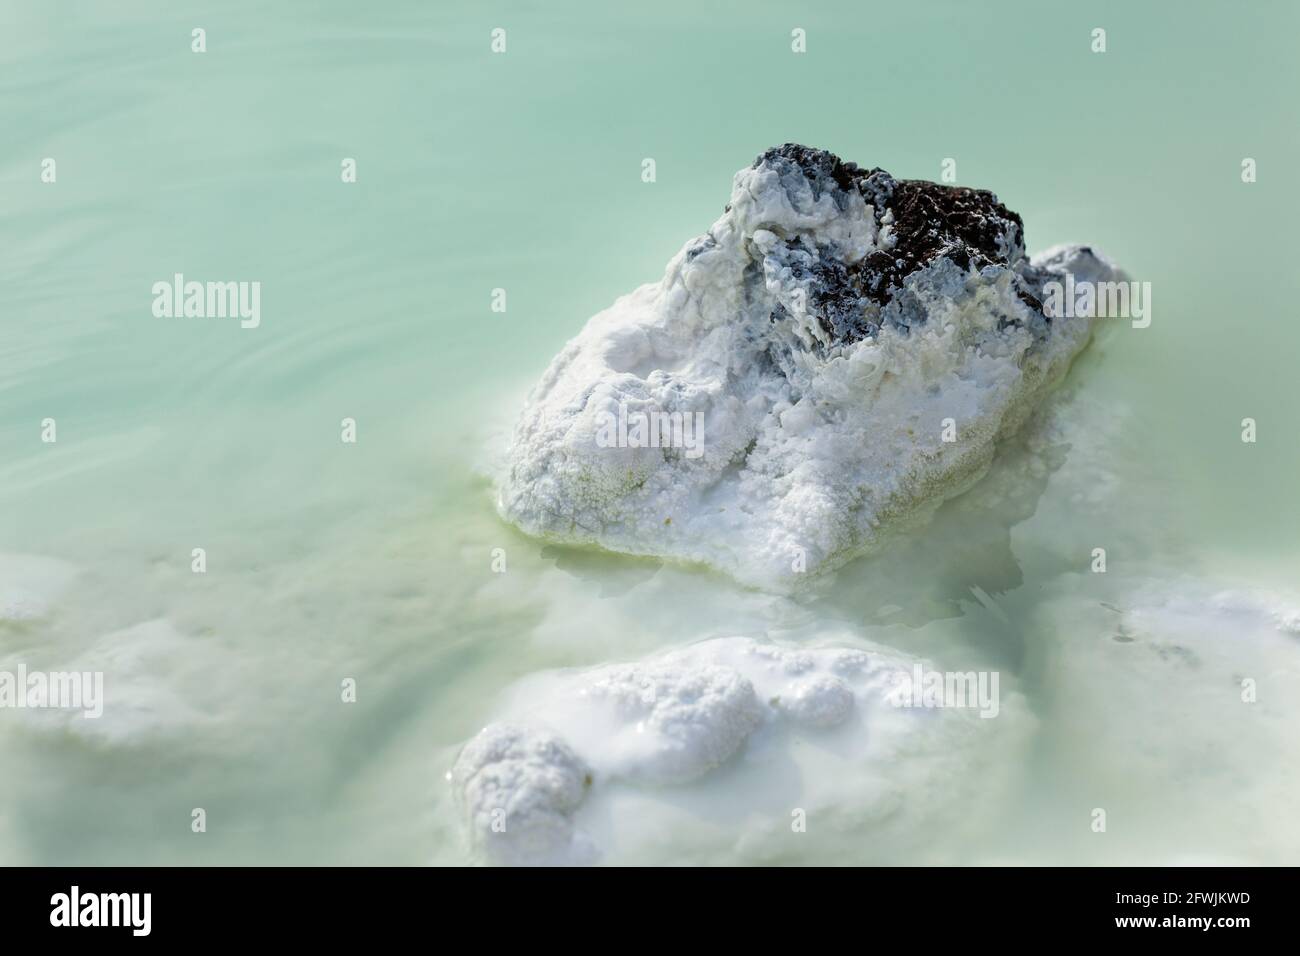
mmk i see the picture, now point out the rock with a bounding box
[450,723,595,866]
[448,635,1019,865]
[575,659,764,785]
[748,144,1038,340]
[774,673,855,728]
[497,144,1123,589]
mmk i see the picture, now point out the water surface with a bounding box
[1,0,1297,864]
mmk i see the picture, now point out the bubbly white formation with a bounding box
[497,146,1123,589]
[449,723,596,866]
[568,660,763,785]
[449,635,1023,865]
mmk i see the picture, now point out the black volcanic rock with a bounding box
[751,144,1042,343]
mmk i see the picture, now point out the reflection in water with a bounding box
[539,544,662,598]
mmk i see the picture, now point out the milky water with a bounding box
[2,1,1298,865]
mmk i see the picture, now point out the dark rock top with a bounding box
[750,144,1044,343]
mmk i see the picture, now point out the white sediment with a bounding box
[0,553,255,746]
[0,553,78,621]
[450,574,1300,865]
[450,634,1031,865]
[449,723,597,866]
[1030,575,1300,863]
[497,149,1122,589]
[1,617,229,745]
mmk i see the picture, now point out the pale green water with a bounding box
[1,1,1298,865]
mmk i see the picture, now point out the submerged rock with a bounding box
[450,723,596,866]
[573,660,764,785]
[498,144,1122,589]
[449,635,1027,865]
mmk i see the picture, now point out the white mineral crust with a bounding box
[497,146,1122,589]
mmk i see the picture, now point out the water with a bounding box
[1,1,1297,865]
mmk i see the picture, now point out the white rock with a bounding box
[774,673,855,727]
[573,660,763,784]
[450,723,595,866]
[497,146,1122,589]
[448,634,1019,864]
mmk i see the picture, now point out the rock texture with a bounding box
[449,636,916,865]
[497,144,1122,589]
